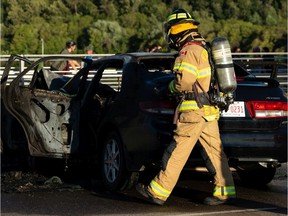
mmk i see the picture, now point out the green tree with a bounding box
[1,0,287,54]
[88,20,127,53]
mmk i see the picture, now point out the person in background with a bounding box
[251,46,261,72]
[252,46,261,57]
[84,45,94,67]
[262,47,274,72]
[150,45,162,52]
[136,8,236,206]
[232,46,241,53]
[85,45,94,59]
[231,45,245,63]
[51,40,81,74]
[145,45,162,52]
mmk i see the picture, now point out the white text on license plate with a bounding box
[221,101,245,117]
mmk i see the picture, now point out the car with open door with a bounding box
[1,53,287,190]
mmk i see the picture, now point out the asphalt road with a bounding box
[1,163,287,216]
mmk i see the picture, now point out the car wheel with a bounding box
[237,165,276,186]
[101,131,129,191]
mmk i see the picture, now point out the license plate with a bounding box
[221,101,245,117]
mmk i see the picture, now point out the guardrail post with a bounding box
[271,64,277,79]
[20,55,25,74]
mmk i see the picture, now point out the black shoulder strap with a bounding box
[202,42,215,82]
[199,42,220,105]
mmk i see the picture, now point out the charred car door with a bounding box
[1,55,86,158]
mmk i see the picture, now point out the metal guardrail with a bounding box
[0,54,123,90]
[0,53,287,93]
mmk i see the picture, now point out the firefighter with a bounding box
[136,8,236,206]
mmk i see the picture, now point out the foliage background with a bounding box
[1,0,287,54]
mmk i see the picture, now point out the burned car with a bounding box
[1,53,287,190]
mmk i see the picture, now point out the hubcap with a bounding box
[104,138,120,183]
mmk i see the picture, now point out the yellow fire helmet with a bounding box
[164,8,200,50]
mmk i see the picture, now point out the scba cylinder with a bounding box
[211,37,237,95]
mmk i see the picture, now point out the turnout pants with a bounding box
[147,111,235,201]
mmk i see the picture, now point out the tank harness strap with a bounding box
[192,82,203,108]
[173,95,185,124]
[195,81,213,106]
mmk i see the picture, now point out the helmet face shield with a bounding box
[170,23,198,35]
[163,22,171,43]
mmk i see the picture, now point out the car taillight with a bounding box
[246,101,288,118]
[236,78,244,81]
[139,101,176,115]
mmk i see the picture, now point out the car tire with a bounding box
[100,131,130,191]
[236,165,276,186]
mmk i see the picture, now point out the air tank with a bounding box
[211,37,237,95]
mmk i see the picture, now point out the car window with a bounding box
[139,58,175,74]
[101,67,122,92]
[234,62,255,78]
[93,61,123,92]
[86,60,124,99]
[1,55,34,88]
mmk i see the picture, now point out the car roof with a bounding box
[122,52,176,58]
[91,52,251,77]
[95,52,176,62]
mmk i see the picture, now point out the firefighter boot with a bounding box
[136,183,165,206]
[203,196,235,206]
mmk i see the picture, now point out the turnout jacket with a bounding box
[169,41,220,121]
